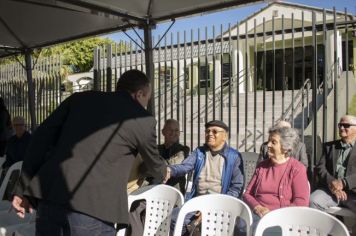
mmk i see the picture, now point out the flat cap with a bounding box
[205,120,229,132]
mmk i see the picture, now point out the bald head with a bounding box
[162,119,180,147]
[13,116,26,137]
[275,120,291,129]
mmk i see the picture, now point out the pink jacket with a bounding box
[243,158,310,211]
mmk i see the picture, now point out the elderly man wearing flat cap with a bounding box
[166,120,244,235]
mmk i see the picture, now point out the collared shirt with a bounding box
[197,150,224,195]
[336,140,355,179]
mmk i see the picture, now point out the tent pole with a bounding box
[25,50,37,131]
[144,23,155,116]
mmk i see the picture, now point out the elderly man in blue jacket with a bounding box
[166,120,244,235]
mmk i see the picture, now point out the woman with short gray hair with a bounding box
[268,126,300,158]
[243,126,309,232]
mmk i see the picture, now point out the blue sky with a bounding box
[103,0,355,43]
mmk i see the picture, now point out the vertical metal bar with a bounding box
[190,29,194,149]
[197,28,201,146]
[272,15,275,125]
[114,43,118,89]
[322,9,327,144]
[253,19,257,152]
[141,41,144,72]
[93,47,100,91]
[143,25,155,116]
[301,12,305,141]
[119,41,123,78]
[177,32,181,122]
[236,21,240,148]
[158,35,162,143]
[262,17,266,143]
[164,35,167,122]
[220,24,224,121]
[135,40,138,70]
[333,8,338,140]
[213,25,216,120]
[184,31,187,146]
[129,41,133,70]
[171,33,174,119]
[59,56,62,105]
[228,23,232,144]
[123,42,127,76]
[101,46,105,91]
[205,27,208,126]
[291,14,295,128]
[25,50,36,131]
[345,8,349,115]
[244,20,248,151]
[282,15,285,117]
[106,44,112,92]
[44,60,48,122]
[312,11,318,186]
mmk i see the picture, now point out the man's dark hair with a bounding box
[116,69,150,93]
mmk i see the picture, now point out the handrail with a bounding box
[277,78,311,123]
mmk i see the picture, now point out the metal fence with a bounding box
[0,55,62,129]
[0,6,355,179]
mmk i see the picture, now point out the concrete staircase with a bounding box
[154,86,312,152]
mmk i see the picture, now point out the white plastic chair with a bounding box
[0,220,35,236]
[254,206,350,236]
[0,161,22,200]
[326,206,356,218]
[127,184,184,236]
[0,161,23,212]
[0,161,35,236]
[173,194,253,236]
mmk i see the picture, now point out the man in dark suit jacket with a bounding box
[310,115,356,215]
[12,70,167,236]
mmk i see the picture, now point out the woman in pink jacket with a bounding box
[243,126,310,231]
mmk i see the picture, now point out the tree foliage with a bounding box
[0,37,127,74]
[39,37,115,73]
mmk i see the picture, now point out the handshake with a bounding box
[163,167,171,183]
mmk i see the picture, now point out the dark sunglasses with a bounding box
[338,123,356,129]
[205,129,225,135]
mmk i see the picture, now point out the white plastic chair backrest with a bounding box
[0,158,5,168]
[0,157,5,177]
[326,206,356,218]
[173,194,253,236]
[0,161,22,200]
[128,184,184,236]
[254,206,350,236]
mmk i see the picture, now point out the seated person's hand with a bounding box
[329,179,344,192]
[194,211,202,226]
[334,190,348,201]
[163,167,171,184]
[253,205,270,217]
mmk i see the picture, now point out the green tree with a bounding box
[40,37,116,73]
[1,37,128,74]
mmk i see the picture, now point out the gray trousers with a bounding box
[310,188,356,214]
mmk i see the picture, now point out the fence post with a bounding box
[144,23,155,115]
[24,50,37,131]
[106,44,112,92]
[93,47,100,91]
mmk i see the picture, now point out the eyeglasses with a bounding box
[338,123,356,129]
[205,129,225,135]
[13,123,24,126]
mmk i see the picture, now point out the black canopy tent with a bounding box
[0,0,264,130]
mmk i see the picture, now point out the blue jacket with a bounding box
[169,144,244,201]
